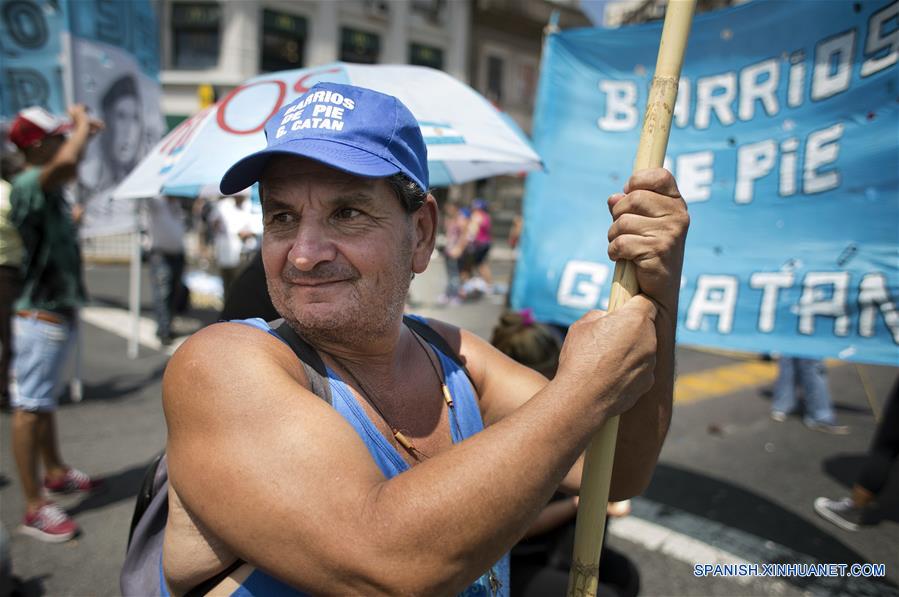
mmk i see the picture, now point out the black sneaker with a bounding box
[814,497,865,531]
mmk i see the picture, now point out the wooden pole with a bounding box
[567,2,696,595]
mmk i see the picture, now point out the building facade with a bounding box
[159,0,470,127]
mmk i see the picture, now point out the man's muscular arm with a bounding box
[164,300,656,595]
[450,168,689,500]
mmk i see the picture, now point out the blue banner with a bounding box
[511,0,899,365]
[0,0,69,117]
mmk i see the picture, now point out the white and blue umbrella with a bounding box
[113,62,542,199]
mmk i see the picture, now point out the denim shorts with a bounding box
[10,313,77,412]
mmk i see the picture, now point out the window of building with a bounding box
[171,2,221,70]
[410,0,447,25]
[260,9,307,72]
[409,43,444,70]
[486,54,504,104]
[340,27,380,64]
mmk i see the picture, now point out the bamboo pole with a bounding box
[567,2,696,595]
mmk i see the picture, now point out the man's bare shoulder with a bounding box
[162,322,314,427]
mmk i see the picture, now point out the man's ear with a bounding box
[411,194,439,274]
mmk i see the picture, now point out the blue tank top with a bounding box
[161,317,510,597]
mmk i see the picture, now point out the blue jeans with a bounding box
[772,357,836,425]
[444,254,461,298]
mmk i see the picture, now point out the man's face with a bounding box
[25,133,65,166]
[260,157,427,345]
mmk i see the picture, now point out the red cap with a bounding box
[8,107,72,150]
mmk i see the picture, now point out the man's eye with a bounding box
[269,212,296,224]
[335,207,362,220]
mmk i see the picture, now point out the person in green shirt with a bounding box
[7,105,104,542]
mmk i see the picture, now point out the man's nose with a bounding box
[287,222,337,271]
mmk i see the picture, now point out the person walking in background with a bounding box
[437,201,467,306]
[1,153,25,411]
[771,356,849,434]
[209,192,261,295]
[468,198,494,288]
[815,375,899,531]
[7,105,104,542]
[145,195,186,346]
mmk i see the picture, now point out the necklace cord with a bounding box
[325,325,458,460]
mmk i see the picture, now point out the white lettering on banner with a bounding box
[798,272,851,336]
[674,78,691,128]
[735,140,776,204]
[557,261,609,309]
[787,52,806,108]
[779,138,799,196]
[596,11,897,134]
[812,30,856,101]
[804,123,843,194]
[597,80,638,132]
[686,275,739,333]
[861,1,899,77]
[694,72,737,130]
[859,272,899,343]
[750,272,795,332]
[676,151,714,203]
[739,58,780,121]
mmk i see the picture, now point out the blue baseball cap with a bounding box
[220,82,429,195]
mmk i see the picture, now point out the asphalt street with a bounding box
[1,250,897,597]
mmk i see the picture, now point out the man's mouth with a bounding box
[291,279,348,287]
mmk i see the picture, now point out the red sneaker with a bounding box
[19,503,79,543]
[44,467,103,496]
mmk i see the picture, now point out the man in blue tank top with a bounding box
[160,82,689,595]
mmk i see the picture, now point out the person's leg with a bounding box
[149,251,173,341]
[771,357,798,416]
[0,267,19,405]
[11,409,43,511]
[476,244,494,286]
[168,252,186,315]
[444,255,461,298]
[797,358,837,424]
[856,376,899,497]
[38,412,67,481]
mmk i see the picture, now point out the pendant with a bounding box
[488,569,502,596]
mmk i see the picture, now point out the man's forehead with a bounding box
[262,156,381,191]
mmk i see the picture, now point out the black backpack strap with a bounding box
[126,451,164,547]
[402,315,475,388]
[270,318,332,405]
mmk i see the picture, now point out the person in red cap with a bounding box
[7,104,104,542]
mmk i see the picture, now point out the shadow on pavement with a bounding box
[61,364,167,405]
[10,573,48,597]
[66,462,151,518]
[644,464,898,591]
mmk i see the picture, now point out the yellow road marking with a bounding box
[674,358,846,405]
[674,360,777,404]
